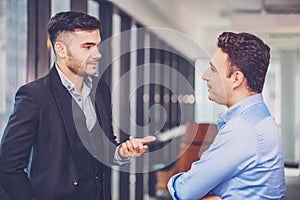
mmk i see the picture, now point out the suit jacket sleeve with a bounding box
[0,85,38,200]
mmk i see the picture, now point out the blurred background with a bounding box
[0,0,300,199]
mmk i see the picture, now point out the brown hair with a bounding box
[47,11,101,48]
[217,32,270,93]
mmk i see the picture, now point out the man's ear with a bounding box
[54,41,67,58]
[232,70,245,89]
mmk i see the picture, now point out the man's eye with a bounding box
[84,46,91,50]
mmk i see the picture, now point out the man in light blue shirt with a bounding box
[168,32,285,199]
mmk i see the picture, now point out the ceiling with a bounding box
[110,0,300,60]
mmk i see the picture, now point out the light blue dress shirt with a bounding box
[55,65,130,165]
[168,94,285,199]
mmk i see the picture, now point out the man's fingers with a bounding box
[129,136,139,149]
[126,140,134,152]
[119,136,155,159]
[120,143,130,158]
[139,136,156,144]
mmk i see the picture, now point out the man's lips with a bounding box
[207,85,212,92]
[88,62,99,67]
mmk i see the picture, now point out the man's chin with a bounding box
[86,71,98,76]
[82,68,97,75]
[208,95,218,104]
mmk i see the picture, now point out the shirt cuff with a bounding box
[114,145,131,165]
[167,172,183,200]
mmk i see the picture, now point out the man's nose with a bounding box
[92,47,102,59]
[202,69,209,81]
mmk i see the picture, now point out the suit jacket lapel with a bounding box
[48,65,77,132]
[49,67,113,165]
[91,77,113,163]
[48,65,80,172]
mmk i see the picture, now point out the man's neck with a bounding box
[56,63,84,94]
[226,90,258,109]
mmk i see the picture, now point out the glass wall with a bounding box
[50,0,71,65]
[0,0,27,138]
[88,0,99,19]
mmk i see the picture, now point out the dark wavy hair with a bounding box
[47,11,101,47]
[217,32,270,93]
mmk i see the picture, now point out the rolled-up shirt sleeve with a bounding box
[168,172,184,199]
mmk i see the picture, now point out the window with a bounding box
[88,0,99,19]
[0,0,27,137]
[50,0,71,65]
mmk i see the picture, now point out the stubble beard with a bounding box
[66,50,87,77]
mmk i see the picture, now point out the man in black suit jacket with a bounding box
[0,11,155,200]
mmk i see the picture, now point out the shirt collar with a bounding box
[55,64,93,94]
[217,94,264,129]
[83,76,93,89]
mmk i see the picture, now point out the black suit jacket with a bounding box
[0,66,121,199]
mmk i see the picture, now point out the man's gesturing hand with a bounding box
[118,136,156,159]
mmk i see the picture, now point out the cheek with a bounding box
[75,55,89,67]
[69,48,88,61]
[74,52,86,61]
[210,74,222,85]
[211,76,227,94]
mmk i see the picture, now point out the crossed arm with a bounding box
[118,136,221,200]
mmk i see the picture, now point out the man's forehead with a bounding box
[210,48,230,68]
[74,28,100,33]
[72,29,101,42]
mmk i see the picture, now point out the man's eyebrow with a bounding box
[209,61,217,71]
[209,61,217,70]
[81,42,97,46]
